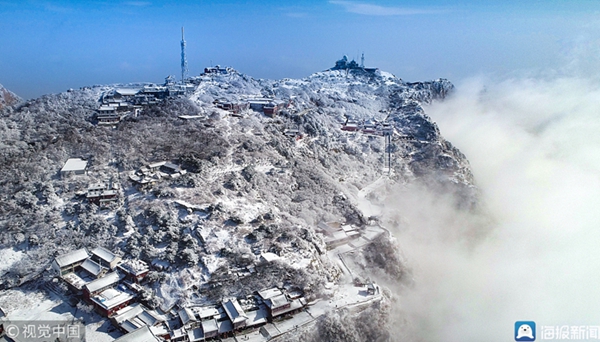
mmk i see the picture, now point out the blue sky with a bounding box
[1,0,600,99]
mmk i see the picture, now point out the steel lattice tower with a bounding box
[384,132,391,176]
[181,27,188,84]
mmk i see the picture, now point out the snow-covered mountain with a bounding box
[190,67,472,197]
[0,66,475,340]
[0,83,21,110]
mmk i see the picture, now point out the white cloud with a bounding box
[384,75,600,340]
[329,1,445,16]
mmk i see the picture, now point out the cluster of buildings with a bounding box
[51,247,168,341]
[94,54,381,127]
[59,158,121,206]
[213,99,249,116]
[58,158,196,211]
[51,247,307,341]
[128,161,187,189]
[51,247,149,318]
[212,97,289,118]
[86,182,119,206]
[341,119,394,136]
[247,98,288,118]
[203,65,233,75]
[318,222,388,252]
[96,77,195,126]
[318,222,361,249]
[95,63,291,126]
[330,55,378,74]
[59,158,186,203]
[173,287,306,342]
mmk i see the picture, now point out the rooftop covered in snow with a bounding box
[80,258,104,277]
[53,248,89,268]
[222,298,247,324]
[84,271,120,294]
[91,246,120,267]
[91,287,134,311]
[113,325,160,342]
[258,287,283,300]
[60,158,88,176]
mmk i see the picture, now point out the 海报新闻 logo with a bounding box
[515,321,536,341]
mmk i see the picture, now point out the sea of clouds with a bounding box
[385,73,600,341]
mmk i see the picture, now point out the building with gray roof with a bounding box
[113,325,160,342]
[51,248,89,276]
[222,298,247,330]
[90,246,121,269]
[84,271,120,295]
[80,258,106,279]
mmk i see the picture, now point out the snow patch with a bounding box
[0,248,24,275]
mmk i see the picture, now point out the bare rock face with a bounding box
[0,84,22,110]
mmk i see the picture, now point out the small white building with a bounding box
[245,306,268,328]
[260,252,280,264]
[115,88,141,98]
[60,158,88,177]
[266,295,306,319]
[86,183,118,206]
[247,98,272,112]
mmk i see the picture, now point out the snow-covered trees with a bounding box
[283,301,392,342]
[0,68,474,342]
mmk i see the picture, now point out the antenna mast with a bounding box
[181,27,188,84]
[385,133,391,176]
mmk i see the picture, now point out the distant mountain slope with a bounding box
[0,84,22,109]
